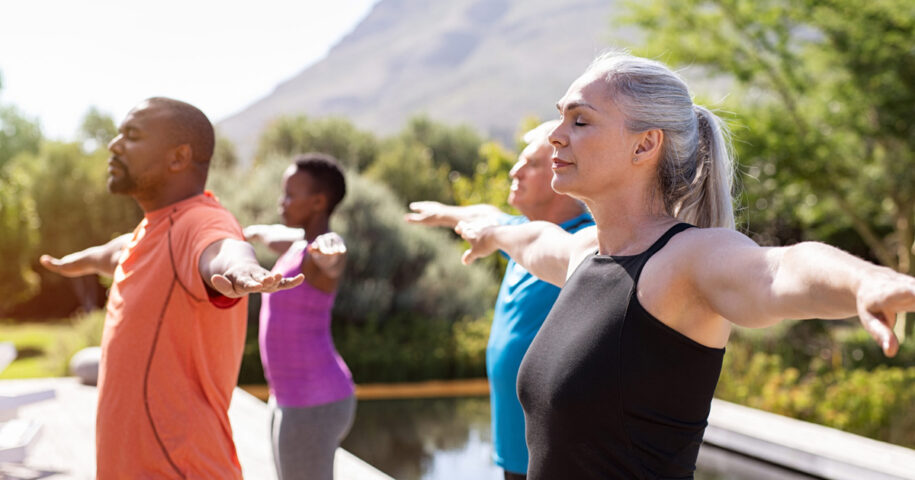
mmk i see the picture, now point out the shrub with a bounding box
[717,331,915,448]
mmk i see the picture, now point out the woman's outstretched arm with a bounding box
[243,224,305,254]
[683,228,913,357]
[456,220,596,287]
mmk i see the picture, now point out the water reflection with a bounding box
[342,396,818,480]
[342,396,501,479]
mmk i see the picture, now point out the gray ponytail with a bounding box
[585,52,736,229]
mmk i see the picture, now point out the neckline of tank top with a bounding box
[590,223,692,260]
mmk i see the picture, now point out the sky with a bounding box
[0,0,379,140]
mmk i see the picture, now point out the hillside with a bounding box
[217,0,621,163]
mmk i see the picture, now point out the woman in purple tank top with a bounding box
[245,153,355,480]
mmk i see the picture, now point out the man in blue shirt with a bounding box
[406,121,593,479]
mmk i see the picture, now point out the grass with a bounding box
[0,311,104,379]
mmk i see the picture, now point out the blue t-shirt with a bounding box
[487,211,594,473]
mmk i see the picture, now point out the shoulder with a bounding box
[648,226,761,285]
[174,197,241,233]
[566,226,600,277]
[663,227,758,258]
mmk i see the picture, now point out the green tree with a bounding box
[18,142,142,258]
[256,115,378,171]
[0,76,44,309]
[0,102,42,170]
[451,140,517,212]
[397,115,484,177]
[364,137,453,205]
[78,107,117,152]
[0,161,40,310]
[211,134,239,171]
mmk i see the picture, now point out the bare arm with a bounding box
[199,238,304,298]
[39,233,131,278]
[456,220,596,287]
[405,201,505,228]
[244,224,305,254]
[686,229,912,356]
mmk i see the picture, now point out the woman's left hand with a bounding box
[308,232,347,274]
[855,268,915,357]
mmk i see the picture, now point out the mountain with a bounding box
[217,0,628,164]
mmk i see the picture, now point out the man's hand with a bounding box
[201,238,303,297]
[308,232,347,277]
[39,254,97,278]
[210,263,304,298]
[405,202,503,228]
[38,234,130,278]
[405,201,458,227]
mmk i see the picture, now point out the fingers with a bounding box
[39,254,89,277]
[308,233,347,255]
[212,271,304,298]
[405,201,446,225]
[461,249,477,265]
[39,254,62,273]
[242,225,262,240]
[857,307,900,357]
[276,273,305,290]
[210,274,238,297]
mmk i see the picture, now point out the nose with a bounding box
[549,122,567,148]
[509,159,525,179]
[108,134,122,153]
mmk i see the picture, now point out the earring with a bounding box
[632,157,639,164]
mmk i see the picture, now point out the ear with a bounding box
[311,192,329,213]
[168,144,193,172]
[633,129,663,165]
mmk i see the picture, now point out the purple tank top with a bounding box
[259,241,354,407]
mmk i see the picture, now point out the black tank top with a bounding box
[517,223,724,479]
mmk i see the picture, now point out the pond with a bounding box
[341,396,819,480]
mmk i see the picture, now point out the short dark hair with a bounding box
[146,97,215,164]
[293,152,346,214]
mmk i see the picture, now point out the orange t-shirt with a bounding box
[96,192,248,479]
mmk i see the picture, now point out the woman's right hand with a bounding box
[455,220,500,265]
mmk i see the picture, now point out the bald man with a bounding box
[40,97,302,478]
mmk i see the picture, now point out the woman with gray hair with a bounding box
[456,52,913,478]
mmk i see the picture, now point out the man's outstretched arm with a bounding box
[404,201,504,228]
[199,238,304,298]
[39,233,131,278]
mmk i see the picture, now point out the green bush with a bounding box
[256,115,378,172]
[0,161,40,310]
[334,314,491,383]
[717,328,915,448]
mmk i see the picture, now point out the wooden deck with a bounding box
[0,377,392,479]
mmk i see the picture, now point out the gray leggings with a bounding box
[269,395,357,480]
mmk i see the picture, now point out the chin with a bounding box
[507,193,520,208]
[107,179,133,195]
[550,177,572,196]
